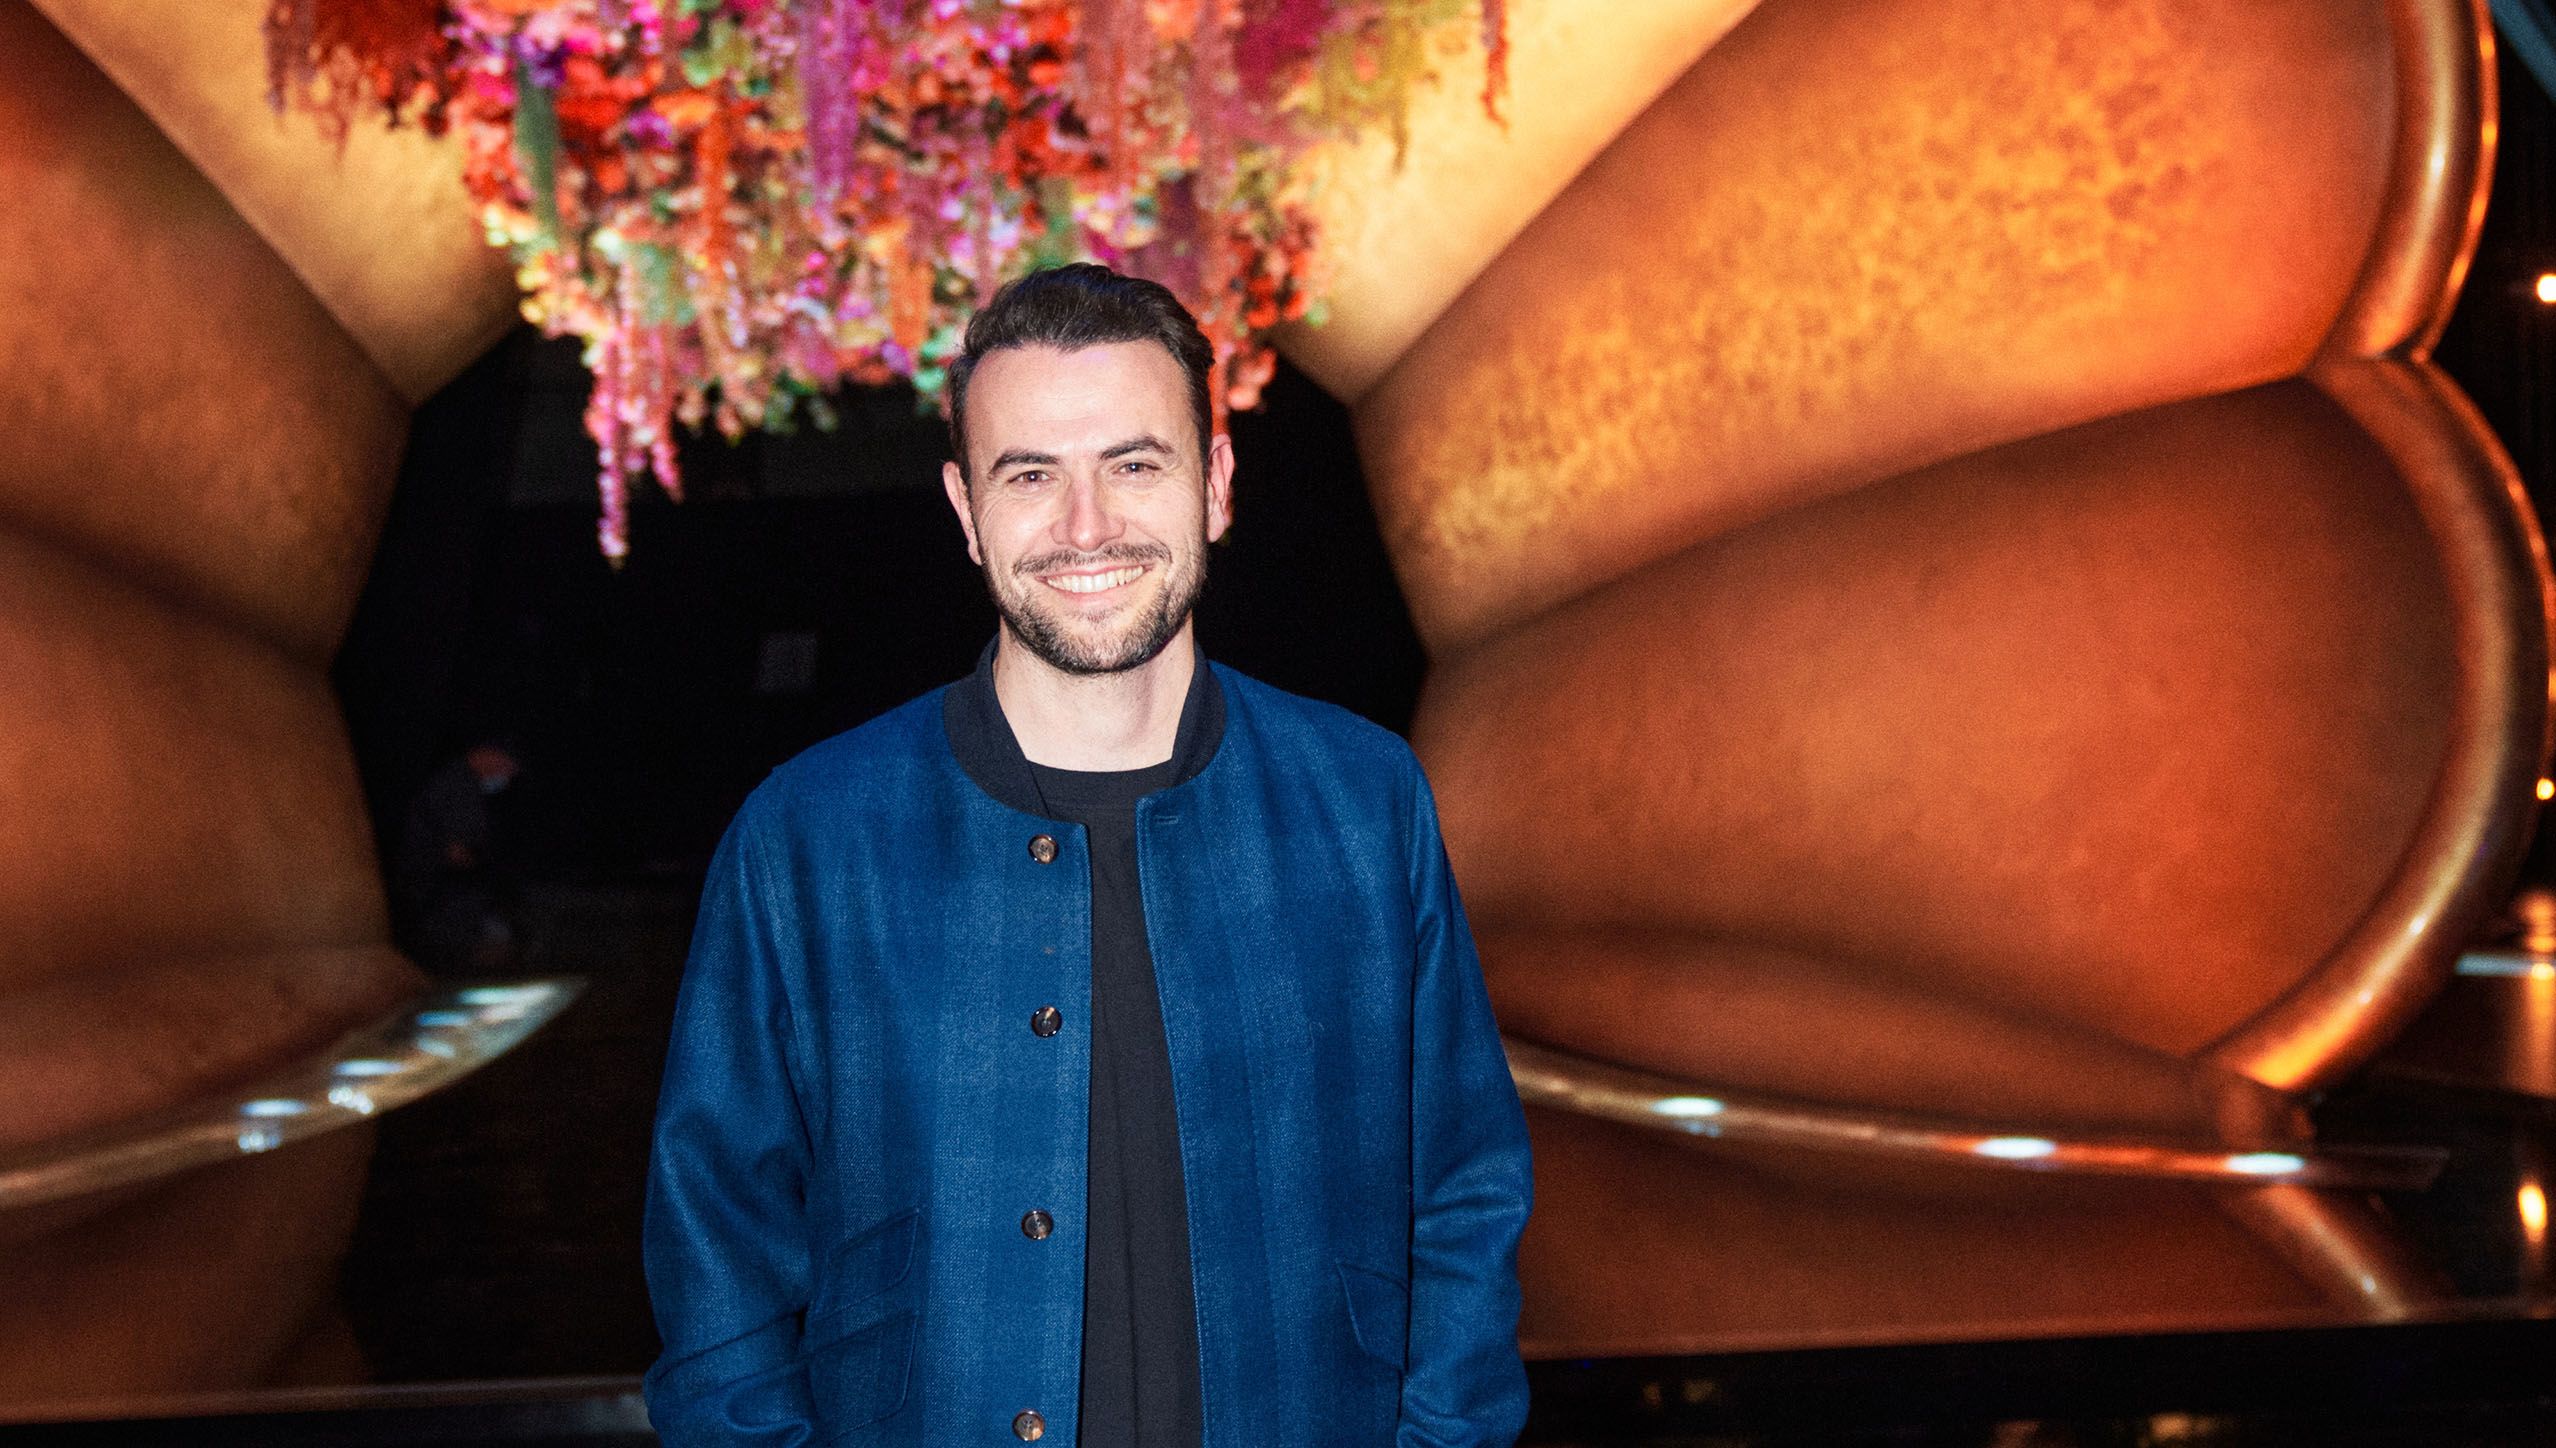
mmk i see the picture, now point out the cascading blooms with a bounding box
[268,0,1505,559]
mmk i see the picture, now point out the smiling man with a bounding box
[643,264,1532,1448]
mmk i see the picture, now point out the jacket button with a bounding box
[1013,1409,1046,1441]
[1028,833,1058,864]
[1022,1209,1053,1240]
[1030,1005,1062,1038]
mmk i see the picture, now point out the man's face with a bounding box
[942,341,1234,677]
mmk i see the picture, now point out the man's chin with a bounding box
[1000,610,1183,678]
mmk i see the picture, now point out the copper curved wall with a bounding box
[0,0,504,1405]
[1299,0,2550,1350]
[0,0,2539,1390]
[1360,0,2536,1104]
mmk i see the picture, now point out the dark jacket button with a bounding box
[1030,1005,1062,1038]
[1014,1409,1045,1441]
[1028,833,1057,864]
[1022,1209,1053,1240]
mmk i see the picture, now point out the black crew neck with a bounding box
[1028,757,1183,817]
[942,636,1227,818]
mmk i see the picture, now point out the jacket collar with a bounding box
[942,633,1227,817]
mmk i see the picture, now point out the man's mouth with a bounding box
[1039,563,1150,595]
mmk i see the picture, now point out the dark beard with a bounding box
[988,539,1205,676]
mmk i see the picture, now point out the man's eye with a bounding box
[1118,460,1159,475]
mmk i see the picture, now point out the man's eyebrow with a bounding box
[1100,435,1174,460]
[987,447,1060,474]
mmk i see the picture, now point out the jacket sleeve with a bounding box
[643,796,822,1447]
[1401,764,1535,1447]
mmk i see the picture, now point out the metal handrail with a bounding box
[1504,1036,2446,1192]
[0,979,582,1212]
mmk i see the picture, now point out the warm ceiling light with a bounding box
[2537,777,2553,802]
[2536,273,2556,304]
[2521,1181,2547,1245]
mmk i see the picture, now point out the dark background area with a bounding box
[323,39,2556,1395]
[333,343,1420,892]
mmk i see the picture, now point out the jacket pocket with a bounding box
[648,1316,810,1435]
[806,1307,917,1438]
[1336,1260,1409,1371]
[807,1207,919,1333]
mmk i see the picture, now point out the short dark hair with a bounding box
[947,263,1214,481]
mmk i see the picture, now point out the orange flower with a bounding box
[652,88,722,133]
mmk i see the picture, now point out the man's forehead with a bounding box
[976,340,1186,418]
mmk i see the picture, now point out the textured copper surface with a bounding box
[1426,383,2456,1060]
[1275,0,1763,403]
[0,1131,375,1404]
[1356,0,2396,654]
[29,0,519,406]
[0,0,409,661]
[0,0,423,1404]
[2320,0,2497,361]
[2203,360,2553,1089]
[1482,928,2306,1147]
[0,0,2526,1380]
[0,536,387,1003]
[1324,0,2548,1350]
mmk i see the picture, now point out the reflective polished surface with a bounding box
[1503,1038,2445,1192]
[1506,919,2556,1357]
[4,886,2555,1440]
[0,981,580,1213]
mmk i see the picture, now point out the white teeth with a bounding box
[1046,565,1146,594]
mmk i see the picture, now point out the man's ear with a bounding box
[1204,433,1236,544]
[942,459,982,566]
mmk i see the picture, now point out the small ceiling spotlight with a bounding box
[2535,272,2556,305]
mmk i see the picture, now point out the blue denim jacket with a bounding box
[642,662,1532,1446]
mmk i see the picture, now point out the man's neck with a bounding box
[992,624,1195,772]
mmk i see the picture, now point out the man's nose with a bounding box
[1059,474,1121,551]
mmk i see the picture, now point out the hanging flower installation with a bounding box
[268,0,1505,559]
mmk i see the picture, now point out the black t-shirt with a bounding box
[1028,758,1203,1448]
